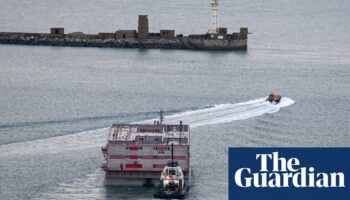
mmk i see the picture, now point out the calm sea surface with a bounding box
[0,0,349,199]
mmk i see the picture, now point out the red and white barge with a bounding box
[101,119,190,186]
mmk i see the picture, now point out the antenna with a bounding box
[169,142,178,167]
[209,0,219,34]
[171,143,174,165]
[179,121,183,145]
[159,110,164,124]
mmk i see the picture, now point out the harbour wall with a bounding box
[0,32,247,50]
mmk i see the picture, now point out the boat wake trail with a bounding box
[0,97,294,157]
[139,97,295,128]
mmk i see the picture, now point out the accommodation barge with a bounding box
[101,121,190,186]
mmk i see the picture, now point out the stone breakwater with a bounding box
[0,32,247,50]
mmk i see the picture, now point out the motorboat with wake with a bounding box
[153,144,189,199]
[266,92,282,104]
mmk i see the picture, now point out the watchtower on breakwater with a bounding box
[138,15,149,39]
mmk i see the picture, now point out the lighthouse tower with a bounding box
[208,0,219,34]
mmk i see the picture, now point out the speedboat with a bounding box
[266,92,282,104]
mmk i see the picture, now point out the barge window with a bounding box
[153,147,158,150]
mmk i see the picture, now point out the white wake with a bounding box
[139,97,294,128]
[0,97,294,157]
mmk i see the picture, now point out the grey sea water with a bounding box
[0,0,349,199]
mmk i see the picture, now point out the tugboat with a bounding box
[266,92,282,104]
[153,144,188,199]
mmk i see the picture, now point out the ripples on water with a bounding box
[7,97,291,200]
[0,97,294,158]
[0,0,350,199]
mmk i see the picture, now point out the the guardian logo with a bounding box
[229,148,350,200]
[234,152,345,188]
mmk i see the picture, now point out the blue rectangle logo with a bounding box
[229,148,350,200]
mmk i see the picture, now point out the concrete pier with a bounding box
[0,32,247,50]
[0,14,248,50]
